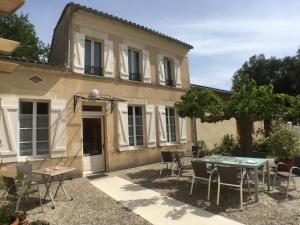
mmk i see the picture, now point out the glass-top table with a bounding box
[194,155,271,202]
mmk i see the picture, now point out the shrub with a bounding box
[212,134,240,155]
[197,140,209,152]
[253,137,270,153]
[269,125,300,160]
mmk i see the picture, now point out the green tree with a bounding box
[175,88,225,143]
[0,13,49,62]
[176,76,292,156]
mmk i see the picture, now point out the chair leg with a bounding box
[262,165,265,186]
[190,175,195,196]
[273,172,277,190]
[170,162,174,176]
[292,177,296,189]
[246,172,252,200]
[177,167,182,184]
[217,177,220,205]
[240,184,244,210]
[37,187,44,213]
[159,164,163,176]
[16,195,21,212]
[286,173,292,199]
[207,178,211,201]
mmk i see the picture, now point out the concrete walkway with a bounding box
[91,176,243,225]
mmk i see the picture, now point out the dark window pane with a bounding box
[94,42,101,68]
[128,50,140,81]
[20,102,33,114]
[37,129,48,141]
[37,115,48,128]
[20,129,32,142]
[129,137,134,146]
[85,40,91,74]
[20,143,33,156]
[37,102,49,114]
[135,107,142,116]
[128,106,133,115]
[37,142,49,155]
[20,115,32,128]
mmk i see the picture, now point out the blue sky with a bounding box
[19,0,300,90]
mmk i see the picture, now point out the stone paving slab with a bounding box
[91,176,244,225]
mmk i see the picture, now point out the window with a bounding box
[84,39,102,76]
[19,101,49,157]
[166,108,176,143]
[128,106,144,146]
[128,49,140,81]
[164,57,173,86]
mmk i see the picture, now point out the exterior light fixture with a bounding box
[89,89,100,99]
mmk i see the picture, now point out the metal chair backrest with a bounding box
[294,156,300,175]
[2,176,17,195]
[191,160,208,178]
[161,152,173,163]
[174,153,182,168]
[16,164,33,182]
[217,166,239,185]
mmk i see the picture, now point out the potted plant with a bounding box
[15,211,28,225]
[269,125,300,171]
[0,204,19,225]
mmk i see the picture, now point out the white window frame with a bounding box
[19,100,50,160]
[128,105,144,148]
[166,107,177,144]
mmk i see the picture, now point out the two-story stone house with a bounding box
[0,3,193,176]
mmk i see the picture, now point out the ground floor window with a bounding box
[166,107,176,143]
[128,106,144,147]
[19,101,49,157]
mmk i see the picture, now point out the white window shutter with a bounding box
[104,40,114,78]
[73,32,85,74]
[174,59,182,88]
[0,98,18,163]
[179,117,187,143]
[50,100,67,158]
[119,43,129,80]
[157,105,167,146]
[117,102,129,151]
[146,105,156,148]
[157,54,165,86]
[142,50,151,83]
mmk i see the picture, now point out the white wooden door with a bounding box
[82,115,105,175]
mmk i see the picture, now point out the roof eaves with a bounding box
[66,2,193,50]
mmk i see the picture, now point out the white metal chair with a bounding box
[273,157,300,198]
[216,166,252,210]
[190,160,217,200]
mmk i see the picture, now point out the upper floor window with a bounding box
[128,49,141,81]
[19,101,49,157]
[128,106,144,146]
[166,107,176,143]
[164,57,173,87]
[85,39,103,76]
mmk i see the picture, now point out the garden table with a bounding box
[32,166,76,208]
[194,155,270,202]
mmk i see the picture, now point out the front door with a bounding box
[82,117,105,174]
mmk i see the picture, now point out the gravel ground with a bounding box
[20,178,151,225]
[121,163,300,225]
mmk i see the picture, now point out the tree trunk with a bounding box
[192,117,198,145]
[237,118,253,156]
[264,118,271,137]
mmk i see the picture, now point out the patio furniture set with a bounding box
[1,164,76,211]
[160,148,300,209]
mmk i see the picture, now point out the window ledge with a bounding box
[166,143,179,146]
[18,155,50,162]
[128,146,145,151]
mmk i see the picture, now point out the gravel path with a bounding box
[121,163,300,225]
[21,178,151,225]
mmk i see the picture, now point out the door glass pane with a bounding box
[37,142,49,155]
[20,102,33,114]
[85,40,91,74]
[20,143,33,156]
[20,115,32,128]
[94,41,102,75]
[83,118,102,155]
[37,102,49,128]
